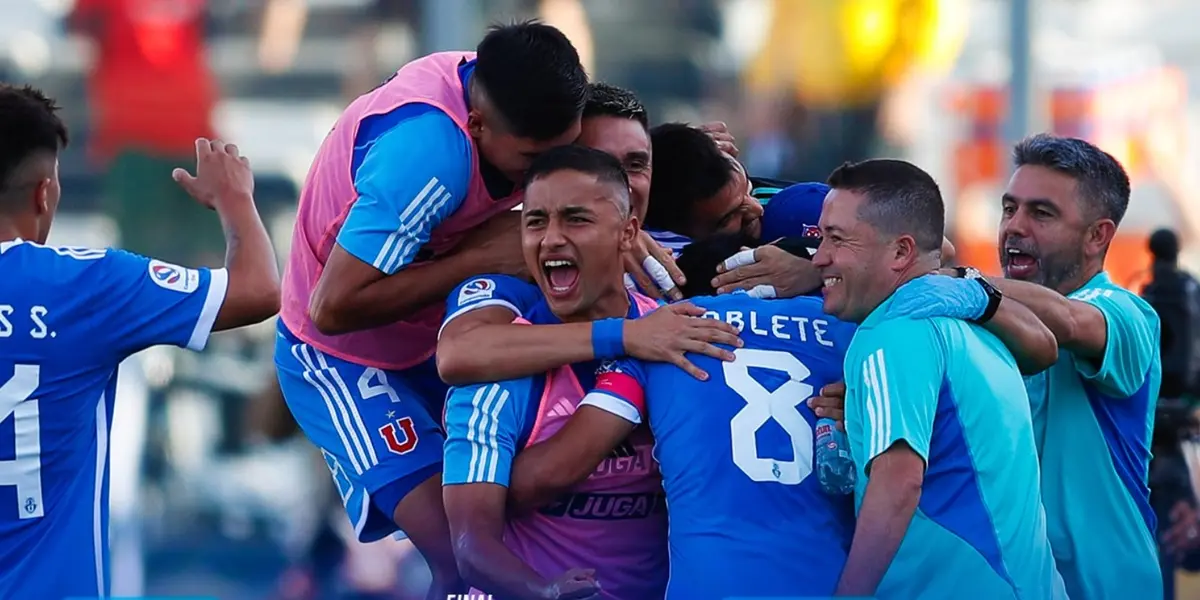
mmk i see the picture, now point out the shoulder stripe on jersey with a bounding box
[465,383,510,483]
[372,176,441,271]
[385,187,455,273]
[863,348,893,458]
[292,344,379,474]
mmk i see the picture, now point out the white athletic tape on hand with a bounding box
[722,249,758,271]
[642,256,676,292]
[747,285,777,299]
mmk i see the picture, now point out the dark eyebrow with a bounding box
[523,208,548,219]
[561,205,595,217]
[1002,194,1058,213]
[623,150,651,163]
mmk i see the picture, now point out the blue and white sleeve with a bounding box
[440,275,542,334]
[337,107,473,275]
[442,379,531,486]
[581,358,648,425]
[92,250,228,357]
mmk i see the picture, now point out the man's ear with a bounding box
[466,110,485,138]
[619,215,639,253]
[1087,219,1117,258]
[892,234,920,271]
[32,178,51,215]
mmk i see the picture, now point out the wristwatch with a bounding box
[954,266,1003,324]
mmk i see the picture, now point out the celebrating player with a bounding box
[274,22,596,596]
[440,146,670,599]
[512,231,857,599]
[811,159,1066,599]
[0,84,279,599]
[436,86,742,386]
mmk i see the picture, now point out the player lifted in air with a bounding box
[0,84,279,599]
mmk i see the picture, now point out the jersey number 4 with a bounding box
[724,349,814,485]
[0,365,43,519]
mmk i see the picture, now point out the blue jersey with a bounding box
[0,239,226,599]
[441,276,657,486]
[592,293,858,599]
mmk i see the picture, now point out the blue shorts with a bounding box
[274,321,448,542]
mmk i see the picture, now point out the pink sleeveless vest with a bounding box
[279,51,524,370]
[502,293,668,600]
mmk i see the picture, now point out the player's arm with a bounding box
[837,322,943,597]
[442,380,560,599]
[507,360,646,514]
[439,300,741,385]
[989,277,1155,394]
[979,295,1059,375]
[95,140,279,358]
[309,109,496,334]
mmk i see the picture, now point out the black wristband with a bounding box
[970,277,1003,324]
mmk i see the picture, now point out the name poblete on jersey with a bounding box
[147,259,200,294]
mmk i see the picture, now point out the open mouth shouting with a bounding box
[542,257,581,298]
[1002,244,1039,280]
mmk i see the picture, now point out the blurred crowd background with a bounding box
[4,0,1200,598]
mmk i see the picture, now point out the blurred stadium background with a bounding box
[3,0,1199,597]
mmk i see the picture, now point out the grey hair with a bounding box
[1012,134,1131,225]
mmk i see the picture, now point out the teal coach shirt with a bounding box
[843,284,1067,600]
[1024,271,1162,600]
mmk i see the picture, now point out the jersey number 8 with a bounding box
[723,349,814,485]
[0,365,43,519]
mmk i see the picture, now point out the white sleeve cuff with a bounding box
[186,268,228,351]
[579,391,642,425]
[438,299,521,338]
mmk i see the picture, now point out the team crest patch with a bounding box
[457,278,495,304]
[148,259,200,293]
[801,224,821,238]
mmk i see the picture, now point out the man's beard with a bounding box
[1033,246,1087,294]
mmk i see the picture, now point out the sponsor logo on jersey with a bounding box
[539,491,666,520]
[457,278,495,305]
[802,224,821,238]
[148,260,200,293]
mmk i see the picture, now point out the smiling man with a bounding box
[812,159,1065,600]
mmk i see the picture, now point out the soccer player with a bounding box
[812,159,1065,599]
[0,84,279,599]
[889,135,1164,599]
[436,86,742,386]
[274,22,597,595]
[519,230,858,600]
[441,146,669,599]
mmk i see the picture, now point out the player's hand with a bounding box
[712,245,822,298]
[457,210,530,281]
[625,302,742,381]
[543,568,601,600]
[697,121,740,157]
[807,381,846,431]
[172,138,255,210]
[625,231,685,301]
[1162,500,1200,556]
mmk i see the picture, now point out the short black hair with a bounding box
[826,159,944,253]
[646,122,735,232]
[583,83,648,130]
[675,234,818,298]
[474,20,588,141]
[1149,228,1180,263]
[0,84,68,192]
[1012,133,1131,225]
[676,233,761,298]
[522,144,631,215]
